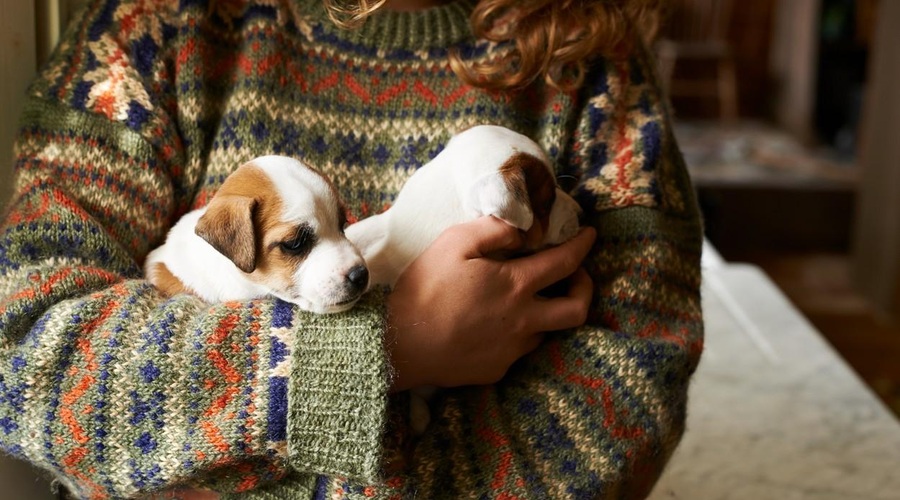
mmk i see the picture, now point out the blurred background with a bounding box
[655,0,900,417]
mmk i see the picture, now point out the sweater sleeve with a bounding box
[413,48,703,497]
[0,1,389,497]
[246,46,703,498]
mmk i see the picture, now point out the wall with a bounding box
[1,0,86,209]
[852,0,900,319]
[0,3,37,208]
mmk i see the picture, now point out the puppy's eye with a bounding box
[280,225,315,256]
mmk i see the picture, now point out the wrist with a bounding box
[385,294,430,392]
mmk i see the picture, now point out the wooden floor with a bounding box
[674,120,900,419]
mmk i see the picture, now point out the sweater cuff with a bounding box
[286,291,390,481]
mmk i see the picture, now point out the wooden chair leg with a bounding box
[719,57,739,123]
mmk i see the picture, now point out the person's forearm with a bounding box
[1,99,392,497]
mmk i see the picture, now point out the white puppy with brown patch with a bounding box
[346,125,582,434]
[144,155,369,314]
[346,125,582,288]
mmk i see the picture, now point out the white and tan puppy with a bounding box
[144,155,369,314]
[346,125,583,434]
[346,124,582,289]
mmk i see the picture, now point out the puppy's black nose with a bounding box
[346,265,369,292]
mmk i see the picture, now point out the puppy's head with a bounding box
[498,152,582,249]
[195,156,368,313]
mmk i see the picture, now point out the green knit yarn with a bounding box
[0,0,703,498]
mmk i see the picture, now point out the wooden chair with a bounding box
[656,0,739,122]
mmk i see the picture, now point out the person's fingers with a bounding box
[511,226,596,292]
[526,268,593,332]
[454,215,524,258]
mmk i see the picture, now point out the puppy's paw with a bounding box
[409,392,432,436]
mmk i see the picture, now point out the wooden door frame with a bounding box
[852,0,900,320]
[0,2,37,208]
[769,0,821,145]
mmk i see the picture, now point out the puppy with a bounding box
[346,124,582,288]
[144,155,369,314]
[346,125,583,433]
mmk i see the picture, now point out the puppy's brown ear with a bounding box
[499,152,557,247]
[500,152,557,216]
[195,195,258,273]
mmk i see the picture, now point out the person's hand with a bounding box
[386,216,596,392]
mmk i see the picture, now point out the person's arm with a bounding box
[0,1,389,497]
[248,46,702,497]
[387,217,597,392]
[399,46,703,497]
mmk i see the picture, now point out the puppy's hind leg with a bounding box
[409,385,437,435]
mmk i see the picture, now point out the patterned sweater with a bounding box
[0,0,704,498]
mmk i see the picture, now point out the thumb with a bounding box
[459,216,524,258]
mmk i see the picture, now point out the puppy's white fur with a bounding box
[346,125,582,288]
[145,155,368,314]
[346,125,583,434]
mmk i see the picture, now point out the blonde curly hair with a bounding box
[324,0,661,91]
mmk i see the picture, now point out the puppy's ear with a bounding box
[501,152,557,219]
[500,152,557,248]
[467,152,557,246]
[195,195,258,273]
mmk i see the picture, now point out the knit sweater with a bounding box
[0,0,704,498]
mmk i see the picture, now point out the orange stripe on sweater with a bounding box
[2,266,119,318]
[201,420,231,454]
[207,350,241,384]
[40,269,74,296]
[80,301,119,339]
[258,53,283,75]
[442,84,471,108]
[177,38,196,68]
[491,451,513,490]
[312,71,340,94]
[610,63,636,207]
[209,313,240,345]
[62,445,88,468]
[376,82,408,106]
[60,407,90,444]
[235,475,259,493]
[62,375,95,407]
[345,74,371,104]
[204,387,238,418]
[413,81,438,106]
[7,192,50,225]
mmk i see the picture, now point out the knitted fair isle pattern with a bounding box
[0,0,703,498]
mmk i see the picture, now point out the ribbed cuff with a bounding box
[220,471,317,500]
[286,291,390,481]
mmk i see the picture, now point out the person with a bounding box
[0,0,704,498]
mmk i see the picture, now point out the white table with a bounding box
[650,252,900,499]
